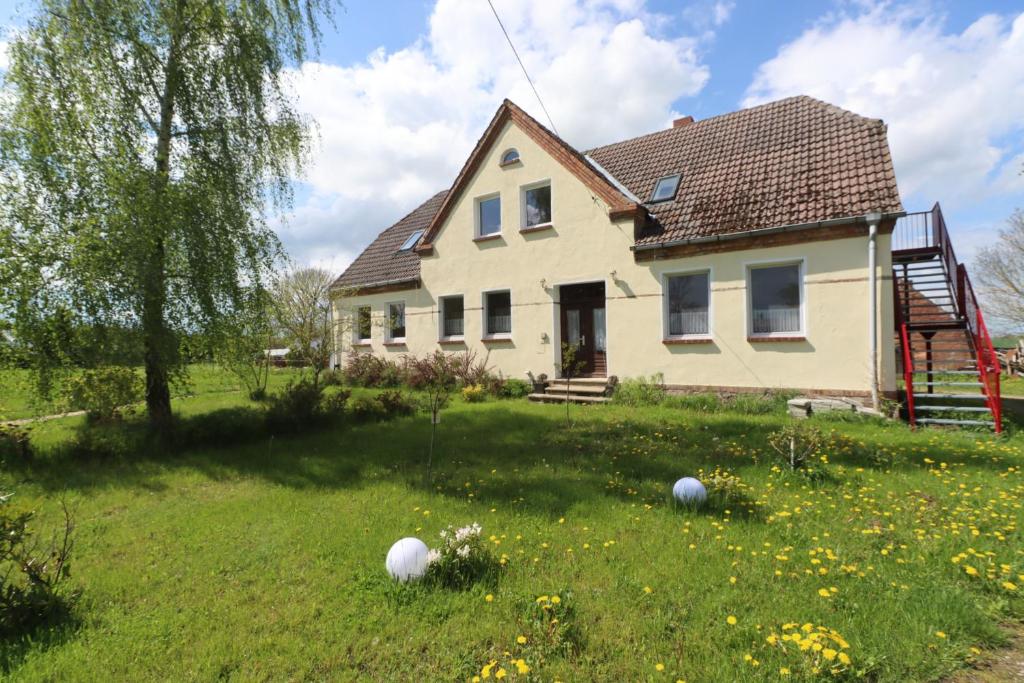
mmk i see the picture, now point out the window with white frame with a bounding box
[521,181,551,228]
[484,290,511,336]
[476,195,501,237]
[665,271,710,337]
[748,263,802,335]
[387,301,406,341]
[355,305,372,342]
[440,295,464,338]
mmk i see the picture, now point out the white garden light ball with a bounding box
[673,477,707,506]
[386,537,429,582]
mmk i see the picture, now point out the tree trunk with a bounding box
[142,244,173,431]
[143,19,181,432]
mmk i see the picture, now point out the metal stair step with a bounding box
[910,370,978,375]
[919,381,983,387]
[912,393,986,400]
[915,405,992,412]
[916,418,994,427]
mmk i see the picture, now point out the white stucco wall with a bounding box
[333,119,897,396]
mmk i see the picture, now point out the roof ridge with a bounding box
[584,95,883,156]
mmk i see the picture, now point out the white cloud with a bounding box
[743,5,1024,209]
[281,0,715,270]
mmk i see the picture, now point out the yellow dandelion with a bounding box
[727,615,738,625]
[817,588,831,598]
[935,631,946,639]
[780,667,791,676]
[551,595,561,604]
[644,586,653,594]
[515,660,530,675]
[1003,582,1017,591]
[485,594,494,603]
[655,663,665,672]
[516,635,527,644]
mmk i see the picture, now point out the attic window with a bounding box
[500,148,520,166]
[399,229,425,251]
[650,174,681,203]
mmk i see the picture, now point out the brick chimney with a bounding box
[672,115,694,128]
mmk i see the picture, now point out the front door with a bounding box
[559,282,607,377]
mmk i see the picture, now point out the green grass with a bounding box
[0,364,307,421]
[2,389,1022,681]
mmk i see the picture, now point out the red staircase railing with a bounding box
[960,264,1002,433]
[893,202,1002,433]
[899,322,916,428]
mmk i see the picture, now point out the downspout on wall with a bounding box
[866,211,883,411]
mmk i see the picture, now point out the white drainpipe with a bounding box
[866,211,883,411]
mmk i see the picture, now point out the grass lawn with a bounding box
[0,364,306,421]
[2,383,1022,682]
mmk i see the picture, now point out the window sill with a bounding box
[499,159,522,168]
[438,337,466,345]
[663,337,714,345]
[481,335,512,343]
[520,223,553,234]
[352,341,372,348]
[383,340,407,347]
[473,233,503,243]
[747,335,806,343]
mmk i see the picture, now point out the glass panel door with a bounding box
[593,308,606,351]
[566,309,581,346]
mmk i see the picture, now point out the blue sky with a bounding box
[1,0,1022,277]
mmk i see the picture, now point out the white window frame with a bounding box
[482,288,512,339]
[386,300,407,342]
[520,179,553,230]
[438,294,465,341]
[662,268,712,340]
[474,192,502,238]
[500,148,520,165]
[745,258,806,338]
[354,305,372,343]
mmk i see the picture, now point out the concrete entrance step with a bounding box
[544,382,607,395]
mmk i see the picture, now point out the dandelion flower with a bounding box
[551,596,561,604]
[644,586,653,594]
[515,660,530,675]
[817,588,831,598]
[516,635,527,644]
[727,615,737,625]
[780,667,791,675]
[485,594,494,603]
[655,663,665,671]
[935,631,946,639]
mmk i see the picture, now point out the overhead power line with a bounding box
[485,0,560,137]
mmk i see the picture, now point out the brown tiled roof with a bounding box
[586,95,903,246]
[332,190,447,290]
[337,95,904,288]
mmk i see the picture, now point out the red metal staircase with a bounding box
[892,203,1002,433]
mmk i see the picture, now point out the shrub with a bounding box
[424,523,500,589]
[63,367,143,422]
[349,395,387,422]
[461,384,486,403]
[498,378,531,399]
[63,425,139,461]
[265,379,324,434]
[320,369,344,387]
[767,424,828,479]
[176,407,267,449]
[0,493,76,638]
[729,392,785,415]
[0,424,32,465]
[376,390,415,417]
[664,392,721,413]
[320,389,351,419]
[612,374,666,407]
[344,353,403,388]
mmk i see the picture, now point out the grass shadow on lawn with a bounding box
[8,400,1017,509]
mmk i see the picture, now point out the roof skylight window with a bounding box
[399,229,425,251]
[650,173,681,202]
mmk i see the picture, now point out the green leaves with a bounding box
[0,0,336,425]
